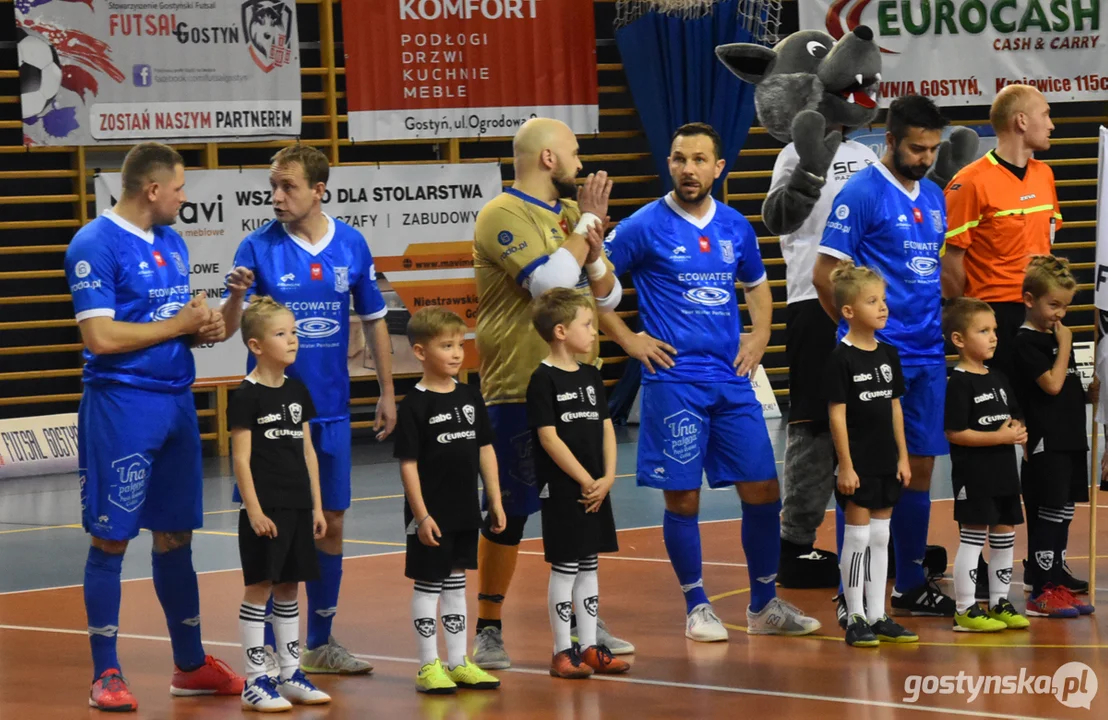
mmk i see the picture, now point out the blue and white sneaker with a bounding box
[241,675,292,712]
[278,669,332,705]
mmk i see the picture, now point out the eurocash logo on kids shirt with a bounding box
[904,662,1098,709]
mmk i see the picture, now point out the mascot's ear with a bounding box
[715,43,776,85]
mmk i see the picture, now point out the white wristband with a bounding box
[574,212,602,238]
[586,258,608,281]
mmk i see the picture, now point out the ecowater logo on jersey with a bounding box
[907,256,938,277]
[295,317,341,339]
[683,287,731,307]
[152,302,184,321]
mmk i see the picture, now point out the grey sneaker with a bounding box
[472,627,511,670]
[572,618,635,655]
[746,597,821,636]
[299,635,373,675]
[263,645,280,678]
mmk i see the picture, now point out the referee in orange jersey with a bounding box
[940,83,1061,379]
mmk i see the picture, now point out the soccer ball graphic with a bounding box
[19,32,62,119]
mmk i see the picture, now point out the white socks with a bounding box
[865,518,891,624]
[239,602,267,682]
[440,573,467,670]
[573,556,600,648]
[954,528,986,614]
[549,562,578,653]
[412,581,441,666]
[271,599,300,681]
[840,524,869,620]
[988,531,1016,607]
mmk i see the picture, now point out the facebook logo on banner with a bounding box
[132,65,152,87]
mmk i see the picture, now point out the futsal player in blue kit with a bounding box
[813,95,957,618]
[66,143,246,711]
[600,123,821,640]
[221,146,395,675]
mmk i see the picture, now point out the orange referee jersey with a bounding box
[942,150,1062,303]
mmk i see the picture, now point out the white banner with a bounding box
[0,413,78,480]
[17,0,302,145]
[801,2,1108,106]
[95,163,504,383]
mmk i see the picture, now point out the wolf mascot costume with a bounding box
[715,26,977,590]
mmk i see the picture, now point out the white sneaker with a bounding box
[746,597,821,636]
[241,676,292,712]
[277,670,331,705]
[685,603,729,642]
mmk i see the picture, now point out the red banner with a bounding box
[343,0,599,141]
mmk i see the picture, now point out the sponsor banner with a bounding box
[16,0,301,146]
[801,1,1108,106]
[95,163,503,382]
[0,413,79,480]
[342,0,599,141]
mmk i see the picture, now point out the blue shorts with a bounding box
[79,385,203,541]
[637,381,777,491]
[233,417,351,512]
[486,403,539,517]
[901,363,948,457]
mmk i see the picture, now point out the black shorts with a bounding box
[954,493,1024,527]
[405,528,478,582]
[985,302,1025,382]
[540,490,618,564]
[1022,451,1090,507]
[836,473,903,511]
[785,299,837,428]
[239,508,320,587]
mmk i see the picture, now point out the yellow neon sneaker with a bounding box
[447,657,500,689]
[416,659,457,695]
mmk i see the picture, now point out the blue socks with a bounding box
[741,500,782,614]
[151,545,206,671]
[835,504,846,595]
[85,546,124,680]
[891,488,931,592]
[306,550,343,650]
[662,510,709,613]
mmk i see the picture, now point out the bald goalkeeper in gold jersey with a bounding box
[470,118,632,669]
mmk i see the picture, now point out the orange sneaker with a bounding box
[89,668,138,712]
[549,649,593,679]
[580,645,630,674]
[170,655,245,696]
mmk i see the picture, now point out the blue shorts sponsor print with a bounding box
[901,363,948,457]
[486,403,540,517]
[79,385,203,541]
[232,417,351,512]
[637,381,777,491]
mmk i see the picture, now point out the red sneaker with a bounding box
[1054,586,1096,616]
[170,655,245,696]
[580,645,631,674]
[1026,585,1079,619]
[89,668,138,712]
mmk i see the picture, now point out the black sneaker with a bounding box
[779,539,840,589]
[834,592,867,631]
[844,614,878,648]
[890,578,956,617]
[870,615,919,643]
[1060,562,1089,594]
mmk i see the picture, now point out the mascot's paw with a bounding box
[926,127,979,188]
[791,110,842,180]
[778,538,840,589]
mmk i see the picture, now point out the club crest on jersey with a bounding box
[310,264,323,281]
[719,239,734,264]
[912,207,923,224]
[152,250,167,267]
[463,404,476,425]
[170,252,187,275]
[930,209,944,233]
[880,363,892,383]
[334,266,349,292]
[698,235,710,253]
[587,386,597,406]
[289,403,302,424]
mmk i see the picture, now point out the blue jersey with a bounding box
[64,211,195,393]
[229,215,386,422]
[819,163,946,366]
[603,195,767,384]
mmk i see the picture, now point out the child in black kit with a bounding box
[1012,255,1094,619]
[526,288,630,679]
